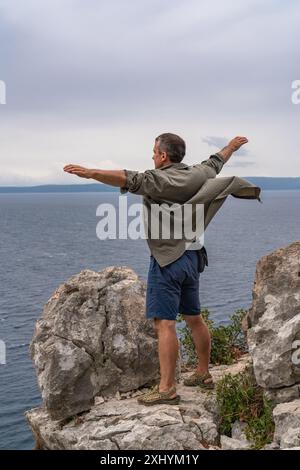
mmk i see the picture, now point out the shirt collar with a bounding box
[160,162,189,170]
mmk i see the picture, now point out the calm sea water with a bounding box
[0,190,299,449]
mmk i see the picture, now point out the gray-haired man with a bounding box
[64,134,260,406]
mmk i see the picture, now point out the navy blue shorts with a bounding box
[145,250,201,321]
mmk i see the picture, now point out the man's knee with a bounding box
[154,318,177,333]
[183,314,203,329]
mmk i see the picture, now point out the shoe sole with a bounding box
[138,395,181,406]
[184,382,215,389]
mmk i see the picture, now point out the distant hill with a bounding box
[0,178,300,193]
[0,183,117,193]
[244,177,300,190]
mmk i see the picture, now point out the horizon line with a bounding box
[1,176,300,188]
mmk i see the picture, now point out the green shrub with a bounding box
[216,372,275,449]
[178,308,247,366]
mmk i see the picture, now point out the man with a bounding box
[64,133,260,406]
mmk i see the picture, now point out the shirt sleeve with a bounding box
[197,153,225,175]
[120,169,166,196]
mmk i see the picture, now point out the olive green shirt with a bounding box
[120,154,261,267]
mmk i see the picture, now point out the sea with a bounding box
[0,190,299,449]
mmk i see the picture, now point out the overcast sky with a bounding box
[0,0,299,185]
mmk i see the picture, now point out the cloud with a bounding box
[0,0,298,116]
[0,0,299,182]
[202,136,249,156]
[226,161,255,168]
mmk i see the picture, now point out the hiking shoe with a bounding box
[183,371,215,389]
[137,385,180,406]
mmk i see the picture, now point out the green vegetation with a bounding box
[178,309,275,449]
[178,308,247,366]
[216,372,275,449]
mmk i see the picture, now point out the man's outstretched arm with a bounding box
[63,165,127,187]
[64,165,164,196]
[200,136,249,174]
[216,136,249,163]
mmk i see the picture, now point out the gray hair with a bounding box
[156,133,186,163]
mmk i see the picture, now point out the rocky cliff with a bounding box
[26,241,300,450]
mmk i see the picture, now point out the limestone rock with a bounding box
[30,267,159,420]
[264,384,300,405]
[246,241,300,389]
[26,356,251,450]
[220,435,251,450]
[261,442,280,450]
[280,428,300,449]
[26,382,217,450]
[220,421,253,450]
[273,399,300,448]
[231,421,248,442]
[94,396,105,405]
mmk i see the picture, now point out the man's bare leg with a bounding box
[154,319,178,396]
[183,314,213,384]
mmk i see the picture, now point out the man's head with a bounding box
[153,133,186,169]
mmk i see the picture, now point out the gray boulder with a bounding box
[231,420,248,442]
[273,399,300,448]
[30,267,159,420]
[264,384,300,405]
[246,241,300,389]
[220,435,251,450]
[280,428,300,449]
